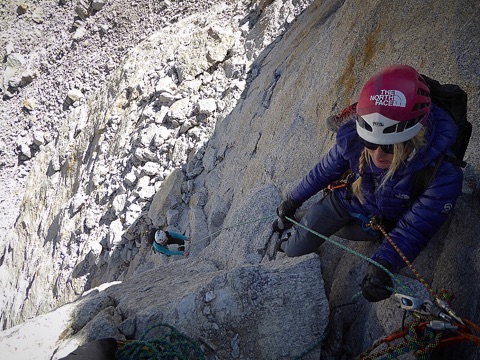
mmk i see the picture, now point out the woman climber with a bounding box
[274,64,463,302]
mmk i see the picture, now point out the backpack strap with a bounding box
[411,155,445,200]
[444,154,467,168]
[411,151,466,199]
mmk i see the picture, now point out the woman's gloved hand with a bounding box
[361,260,393,302]
[276,194,302,226]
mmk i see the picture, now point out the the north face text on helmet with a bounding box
[370,90,406,107]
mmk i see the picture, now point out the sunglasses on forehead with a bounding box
[359,138,395,154]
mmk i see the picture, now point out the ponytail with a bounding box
[352,149,369,203]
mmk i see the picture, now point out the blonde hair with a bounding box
[352,128,426,203]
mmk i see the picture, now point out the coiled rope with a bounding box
[116,323,205,360]
[356,319,443,360]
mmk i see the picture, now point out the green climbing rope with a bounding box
[285,216,415,297]
[116,323,205,360]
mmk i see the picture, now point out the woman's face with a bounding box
[365,147,394,169]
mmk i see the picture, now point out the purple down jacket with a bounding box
[290,104,463,272]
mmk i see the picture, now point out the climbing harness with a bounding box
[115,323,205,360]
[325,182,348,192]
[324,171,354,202]
[351,212,380,238]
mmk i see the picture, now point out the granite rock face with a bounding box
[1,0,480,359]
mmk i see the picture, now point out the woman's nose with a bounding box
[374,147,389,157]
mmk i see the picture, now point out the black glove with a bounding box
[276,194,302,225]
[361,260,393,302]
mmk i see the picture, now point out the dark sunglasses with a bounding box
[359,138,395,154]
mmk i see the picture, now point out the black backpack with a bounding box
[411,75,471,198]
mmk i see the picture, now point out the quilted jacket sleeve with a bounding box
[372,160,463,272]
[290,121,361,203]
[290,146,350,203]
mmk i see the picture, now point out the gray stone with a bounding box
[108,219,124,247]
[169,97,192,120]
[119,317,136,337]
[5,42,14,55]
[112,194,127,215]
[32,131,45,146]
[141,161,161,176]
[22,98,37,111]
[32,7,45,24]
[70,193,85,216]
[90,255,327,359]
[18,142,32,160]
[148,169,185,226]
[75,0,90,20]
[55,305,124,359]
[155,76,177,94]
[197,98,217,115]
[71,292,117,331]
[134,147,156,162]
[139,124,160,147]
[68,89,84,101]
[6,53,26,68]
[134,176,155,200]
[16,4,28,15]
[154,106,170,124]
[73,26,87,41]
[124,170,137,186]
[92,0,107,11]
[166,209,179,225]
[124,203,142,225]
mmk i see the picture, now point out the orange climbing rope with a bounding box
[368,217,437,299]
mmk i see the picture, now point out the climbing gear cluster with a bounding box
[285,214,480,359]
[354,218,480,358]
[356,291,480,359]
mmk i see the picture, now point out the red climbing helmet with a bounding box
[356,65,431,145]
